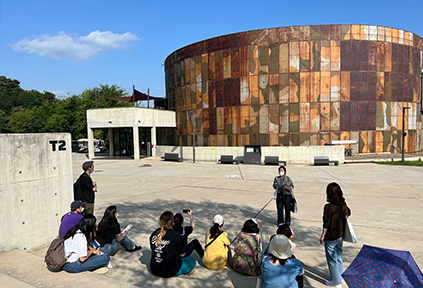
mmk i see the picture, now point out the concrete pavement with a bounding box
[1,153,422,287]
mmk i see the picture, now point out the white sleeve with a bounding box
[74,234,88,259]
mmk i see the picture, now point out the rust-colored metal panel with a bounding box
[359,72,368,101]
[259,134,269,146]
[310,41,321,72]
[290,103,299,132]
[310,25,321,40]
[320,40,331,71]
[195,55,202,83]
[289,42,300,72]
[289,26,300,41]
[299,133,309,146]
[349,102,359,131]
[300,26,310,41]
[203,108,210,133]
[231,48,240,78]
[368,41,377,71]
[300,72,310,102]
[289,73,300,103]
[216,134,224,146]
[330,102,340,131]
[340,102,350,131]
[360,25,369,40]
[320,71,330,102]
[330,132,340,142]
[223,49,231,79]
[259,74,269,104]
[299,103,310,132]
[278,27,289,43]
[289,133,299,146]
[391,73,402,102]
[377,26,385,42]
[190,58,196,84]
[279,73,289,103]
[208,80,216,108]
[269,133,279,146]
[310,102,320,132]
[196,82,202,109]
[369,25,377,41]
[392,28,400,44]
[184,59,191,84]
[240,105,250,134]
[392,44,400,73]
[384,72,391,101]
[320,25,331,40]
[279,43,289,73]
[259,45,269,74]
[310,72,320,102]
[367,131,376,152]
[196,109,203,135]
[249,29,266,45]
[250,105,259,134]
[377,42,385,72]
[232,106,240,134]
[320,102,330,131]
[269,74,279,104]
[190,83,196,110]
[359,41,369,71]
[368,72,377,101]
[207,36,222,53]
[215,79,224,107]
[250,75,259,105]
[278,133,289,146]
[249,45,259,75]
[376,131,384,152]
[203,81,209,108]
[269,104,279,134]
[376,72,384,101]
[259,105,269,134]
[215,51,223,80]
[330,25,340,40]
[310,133,319,145]
[359,131,369,153]
[241,134,249,146]
[279,104,289,133]
[269,44,279,74]
[223,78,231,107]
[319,133,330,145]
[404,31,410,46]
[351,25,360,40]
[240,76,250,105]
[384,43,392,72]
[341,25,351,40]
[341,71,350,101]
[331,72,340,101]
[224,107,232,134]
[330,40,340,71]
[241,47,249,76]
[269,28,278,43]
[300,41,310,71]
[231,78,240,106]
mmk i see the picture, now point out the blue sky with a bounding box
[1,0,422,99]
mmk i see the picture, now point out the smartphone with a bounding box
[183,209,190,213]
[121,224,133,235]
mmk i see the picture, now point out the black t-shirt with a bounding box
[175,226,193,247]
[97,223,120,246]
[150,228,185,278]
[79,172,95,203]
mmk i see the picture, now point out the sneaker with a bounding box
[185,268,195,276]
[92,267,108,274]
[127,245,142,252]
[325,281,334,287]
[107,260,113,269]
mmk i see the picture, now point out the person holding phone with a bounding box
[97,206,141,260]
[173,209,204,258]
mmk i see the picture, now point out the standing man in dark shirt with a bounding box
[77,161,97,214]
[273,165,294,226]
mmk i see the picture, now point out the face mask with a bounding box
[78,208,84,214]
[280,172,285,176]
[116,213,119,218]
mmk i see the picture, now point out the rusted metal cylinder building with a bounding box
[165,25,423,153]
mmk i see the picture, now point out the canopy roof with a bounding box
[104,88,164,102]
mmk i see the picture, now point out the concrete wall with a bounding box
[0,133,73,252]
[156,145,345,164]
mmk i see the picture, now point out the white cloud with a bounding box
[10,30,139,61]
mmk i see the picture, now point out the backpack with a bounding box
[44,237,66,270]
[73,176,82,201]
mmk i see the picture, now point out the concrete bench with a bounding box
[264,156,287,166]
[218,155,235,164]
[314,156,338,166]
[161,153,181,162]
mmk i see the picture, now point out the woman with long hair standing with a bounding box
[202,214,231,270]
[149,211,196,277]
[319,182,351,288]
[63,214,110,273]
[97,206,141,257]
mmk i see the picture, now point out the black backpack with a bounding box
[45,237,66,270]
[73,177,82,201]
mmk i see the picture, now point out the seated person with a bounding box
[173,210,204,258]
[63,214,110,273]
[232,218,262,276]
[262,235,304,288]
[96,206,141,257]
[265,224,296,254]
[202,214,231,270]
[150,211,196,278]
[59,201,85,238]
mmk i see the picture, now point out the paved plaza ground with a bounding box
[1,153,422,287]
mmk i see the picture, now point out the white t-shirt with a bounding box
[64,231,88,263]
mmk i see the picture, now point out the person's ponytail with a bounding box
[209,223,222,239]
[155,226,167,247]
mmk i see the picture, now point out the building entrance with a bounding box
[113,128,133,156]
[139,127,152,156]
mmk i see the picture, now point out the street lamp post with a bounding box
[402,106,410,162]
[191,111,195,163]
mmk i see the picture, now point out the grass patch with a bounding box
[374,160,423,166]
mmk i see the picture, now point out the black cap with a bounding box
[71,200,86,211]
[82,161,94,171]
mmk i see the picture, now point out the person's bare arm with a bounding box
[187,209,195,230]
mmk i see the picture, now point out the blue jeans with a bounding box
[324,237,344,285]
[174,257,196,276]
[186,239,204,258]
[99,236,135,255]
[276,194,292,225]
[63,254,110,273]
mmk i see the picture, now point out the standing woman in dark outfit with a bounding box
[319,182,351,288]
[273,166,295,226]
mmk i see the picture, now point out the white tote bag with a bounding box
[343,216,357,243]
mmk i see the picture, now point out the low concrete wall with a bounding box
[0,133,73,252]
[156,145,345,164]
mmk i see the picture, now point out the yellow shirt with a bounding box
[202,229,230,270]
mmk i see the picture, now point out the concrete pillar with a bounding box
[151,126,157,156]
[88,127,94,159]
[108,128,114,156]
[133,126,140,160]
